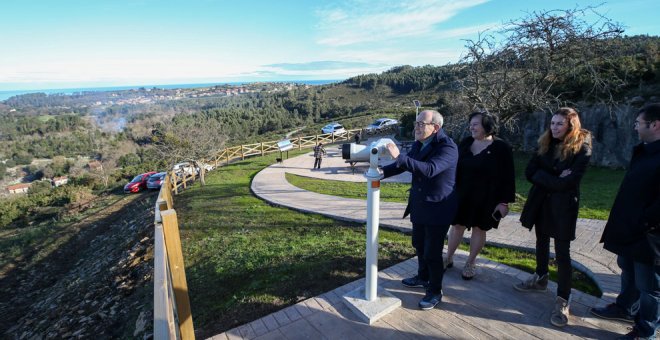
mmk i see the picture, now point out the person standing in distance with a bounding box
[445,110,516,280]
[513,107,592,328]
[381,109,459,310]
[313,142,325,169]
[590,104,660,340]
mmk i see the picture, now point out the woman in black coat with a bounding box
[513,107,592,328]
[445,111,516,280]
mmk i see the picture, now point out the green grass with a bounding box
[175,150,602,337]
[175,151,416,337]
[286,151,626,220]
[0,193,133,271]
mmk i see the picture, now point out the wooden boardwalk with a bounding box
[210,148,636,339]
[211,254,630,339]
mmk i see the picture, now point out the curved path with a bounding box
[210,146,630,339]
[251,147,621,300]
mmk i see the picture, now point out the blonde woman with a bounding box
[514,107,592,328]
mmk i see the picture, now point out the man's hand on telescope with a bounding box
[385,143,400,159]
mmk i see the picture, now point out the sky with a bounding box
[1,0,659,91]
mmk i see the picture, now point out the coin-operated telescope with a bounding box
[343,138,395,299]
[342,138,394,172]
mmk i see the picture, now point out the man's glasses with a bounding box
[634,120,653,128]
[414,121,434,128]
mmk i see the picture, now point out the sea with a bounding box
[0,80,341,101]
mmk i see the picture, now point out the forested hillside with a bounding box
[0,7,659,230]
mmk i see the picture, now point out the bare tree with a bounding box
[457,5,625,128]
[83,130,119,190]
[87,158,117,190]
[152,115,226,186]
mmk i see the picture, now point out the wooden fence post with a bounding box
[241,145,245,160]
[160,210,195,340]
[225,148,229,165]
[297,137,301,150]
[261,142,264,156]
[171,171,179,195]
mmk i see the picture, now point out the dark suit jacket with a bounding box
[382,130,459,226]
[601,139,660,264]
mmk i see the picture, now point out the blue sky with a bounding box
[1,0,658,91]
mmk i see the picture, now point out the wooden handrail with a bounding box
[153,126,393,337]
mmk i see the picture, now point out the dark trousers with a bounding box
[535,227,572,300]
[412,223,450,295]
[616,255,660,337]
[314,157,322,169]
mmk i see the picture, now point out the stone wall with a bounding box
[501,99,658,168]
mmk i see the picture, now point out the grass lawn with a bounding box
[286,151,626,220]
[174,150,604,337]
[174,151,415,338]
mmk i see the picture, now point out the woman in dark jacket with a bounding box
[445,111,516,280]
[513,107,592,328]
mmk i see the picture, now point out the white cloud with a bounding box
[0,58,262,84]
[315,0,490,46]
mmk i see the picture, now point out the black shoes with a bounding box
[402,275,429,288]
[590,303,635,323]
[419,290,442,310]
[402,276,442,310]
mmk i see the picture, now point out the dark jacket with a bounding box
[382,130,459,227]
[600,139,660,264]
[520,139,591,240]
[453,137,516,229]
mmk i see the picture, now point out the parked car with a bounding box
[172,162,198,176]
[124,171,157,193]
[198,162,214,172]
[365,118,398,131]
[147,172,167,190]
[321,122,346,135]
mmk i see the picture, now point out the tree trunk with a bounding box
[199,167,206,186]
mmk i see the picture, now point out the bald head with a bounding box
[414,110,443,142]
[420,110,444,128]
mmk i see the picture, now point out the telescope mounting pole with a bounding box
[364,147,382,301]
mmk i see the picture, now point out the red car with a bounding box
[124,171,157,193]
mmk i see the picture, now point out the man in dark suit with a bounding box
[591,104,660,339]
[382,109,458,310]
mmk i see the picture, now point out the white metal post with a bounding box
[364,147,382,301]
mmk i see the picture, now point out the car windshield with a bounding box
[131,175,142,182]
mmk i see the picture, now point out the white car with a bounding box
[365,118,399,131]
[172,162,198,176]
[321,123,346,135]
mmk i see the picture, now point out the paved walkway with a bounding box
[210,146,630,339]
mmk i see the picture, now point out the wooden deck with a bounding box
[211,252,630,339]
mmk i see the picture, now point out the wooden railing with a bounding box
[153,174,195,339]
[152,126,397,338]
[168,129,367,193]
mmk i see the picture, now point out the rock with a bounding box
[134,311,147,336]
[630,96,645,105]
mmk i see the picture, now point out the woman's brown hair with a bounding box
[537,107,592,160]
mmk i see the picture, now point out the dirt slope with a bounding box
[0,192,157,339]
